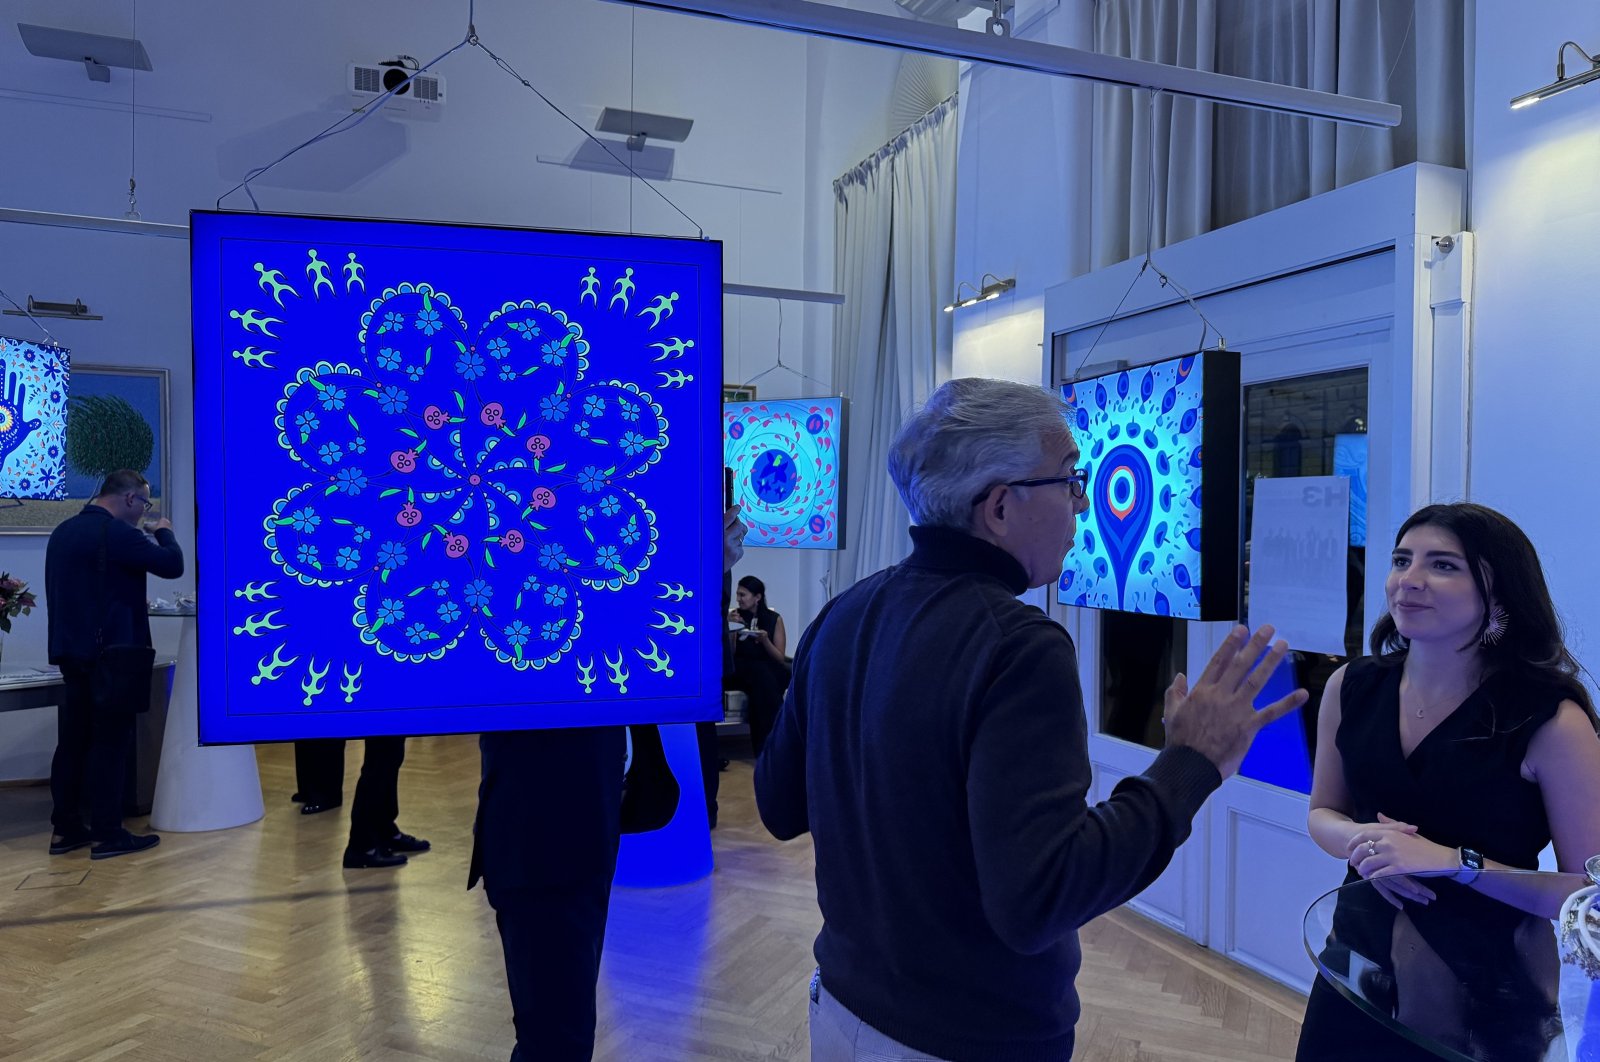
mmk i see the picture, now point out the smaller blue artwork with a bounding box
[1058,351,1241,621]
[1333,433,1367,548]
[0,335,69,500]
[723,397,845,550]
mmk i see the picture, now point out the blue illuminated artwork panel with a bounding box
[723,397,844,550]
[192,212,723,742]
[1057,351,1240,621]
[1333,433,1367,548]
[0,335,69,500]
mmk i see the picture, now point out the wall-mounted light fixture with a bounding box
[943,273,1015,312]
[1511,41,1600,109]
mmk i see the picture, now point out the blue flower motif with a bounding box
[456,350,486,381]
[404,364,425,382]
[540,394,570,421]
[288,507,321,532]
[618,398,641,422]
[18,478,29,492]
[595,545,621,570]
[464,579,493,609]
[377,598,405,625]
[295,410,320,436]
[352,525,371,543]
[619,518,641,546]
[47,445,59,458]
[522,574,543,592]
[376,346,401,370]
[336,546,362,570]
[540,339,567,367]
[430,579,451,596]
[381,311,404,333]
[599,494,621,517]
[297,542,321,567]
[542,584,568,607]
[377,541,409,570]
[319,385,347,411]
[498,363,518,382]
[377,385,409,415]
[509,319,541,339]
[620,431,647,457]
[415,307,443,336]
[574,419,591,438]
[577,504,595,522]
[577,466,605,492]
[538,542,569,571]
[505,620,532,649]
[540,619,565,642]
[349,436,368,455]
[318,441,344,465]
[406,621,429,645]
[487,337,510,360]
[334,468,368,495]
[583,394,606,417]
[437,600,461,623]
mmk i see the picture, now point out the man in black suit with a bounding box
[45,469,183,860]
[291,736,431,868]
[469,505,747,1062]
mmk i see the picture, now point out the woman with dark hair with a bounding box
[1297,503,1600,1060]
[729,575,790,756]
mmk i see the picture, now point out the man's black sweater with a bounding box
[754,525,1221,1060]
[46,505,183,665]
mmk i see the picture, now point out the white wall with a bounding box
[0,0,903,776]
[1468,3,1600,669]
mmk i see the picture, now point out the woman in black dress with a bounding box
[1297,504,1600,1060]
[728,575,790,756]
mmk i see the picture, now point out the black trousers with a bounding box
[478,727,625,1062]
[731,656,790,757]
[293,736,407,851]
[50,663,135,841]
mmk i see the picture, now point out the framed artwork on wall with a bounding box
[722,384,757,402]
[0,361,169,534]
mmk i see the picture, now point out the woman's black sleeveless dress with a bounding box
[1294,657,1563,1062]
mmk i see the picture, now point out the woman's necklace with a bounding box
[1401,676,1479,720]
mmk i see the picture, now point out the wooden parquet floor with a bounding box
[0,736,1304,1061]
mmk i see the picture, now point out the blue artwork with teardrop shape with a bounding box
[1058,352,1238,620]
[191,211,725,742]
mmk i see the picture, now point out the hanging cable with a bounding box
[125,0,140,220]
[740,299,832,393]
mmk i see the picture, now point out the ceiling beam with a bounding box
[600,0,1401,128]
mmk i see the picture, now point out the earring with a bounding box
[1481,605,1509,647]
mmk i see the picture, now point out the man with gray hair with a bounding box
[755,377,1305,1061]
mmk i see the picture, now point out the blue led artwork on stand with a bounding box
[723,397,845,549]
[1057,351,1241,620]
[192,211,724,743]
[0,335,69,500]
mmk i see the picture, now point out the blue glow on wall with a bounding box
[192,211,724,742]
[0,335,69,500]
[614,723,714,887]
[1334,433,1367,548]
[1057,351,1241,620]
[723,397,845,550]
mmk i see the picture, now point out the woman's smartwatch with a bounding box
[1456,847,1484,884]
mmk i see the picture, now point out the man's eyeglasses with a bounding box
[971,471,1089,507]
[128,493,153,512]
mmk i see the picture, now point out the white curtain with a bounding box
[1093,0,1465,264]
[830,96,958,591]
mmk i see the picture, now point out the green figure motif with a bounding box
[254,262,300,307]
[300,659,330,706]
[603,651,630,694]
[655,369,694,389]
[650,610,693,636]
[229,308,282,338]
[609,267,636,312]
[649,337,693,363]
[235,581,278,602]
[576,657,597,695]
[232,346,274,369]
[656,582,692,602]
[579,267,600,304]
[639,291,679,329]
[251,644,299,685]
[305,249,335,299]
[343,253,365,293]
[341,663,364,704]
[635,638,673,678]
[232,609,286,637]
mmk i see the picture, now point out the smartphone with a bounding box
[724,466,735,509]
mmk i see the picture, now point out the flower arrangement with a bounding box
[0,573,38,633]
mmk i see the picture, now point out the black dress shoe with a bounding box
[385,832,430,854]
[343,846,407,869]
[90,831,161,860]
[290,791,305,803]
[49,830,93,855]
[300,800,342,815]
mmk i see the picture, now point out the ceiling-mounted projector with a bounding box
[348,58,445,119]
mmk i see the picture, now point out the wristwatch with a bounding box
[1456,846,1484,884]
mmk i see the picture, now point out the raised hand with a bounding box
[0,364,41,468]
[1162,625,1309,778]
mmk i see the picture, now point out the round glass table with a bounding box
[1303,867,1600,1061]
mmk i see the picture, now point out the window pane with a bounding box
[1098,612,1187,750]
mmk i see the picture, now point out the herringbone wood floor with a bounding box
[0,736,1304,1061]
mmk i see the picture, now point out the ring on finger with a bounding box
[1366,840,1378,856]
